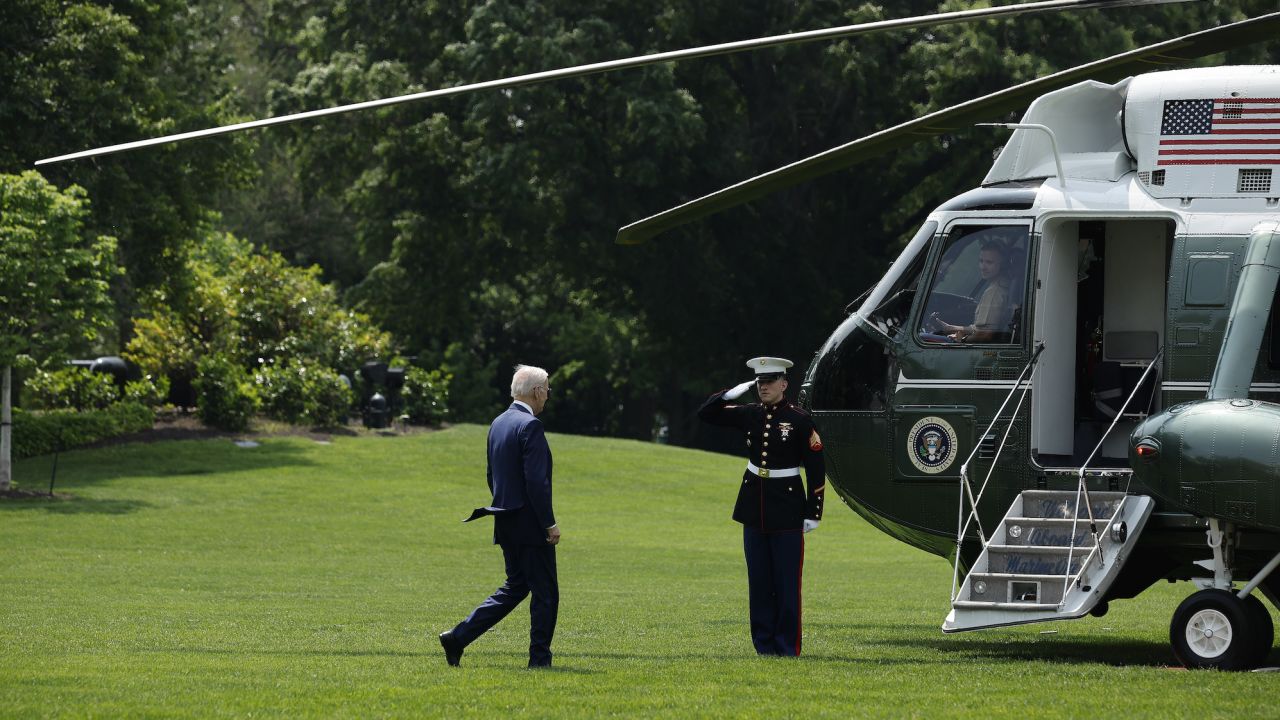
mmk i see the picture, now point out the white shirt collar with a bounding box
[512,400,534,414]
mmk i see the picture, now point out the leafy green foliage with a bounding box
[239,0,1280,443]
[401,366,451,426]
[432,342,502,425]
[124,231,392,422]
[129,230,389,376]
[231,246,391,372]
[23,365,170,415]
[254,361,353,428]
[0,172,119,368]
[11,1,1280,445]
[193,355,259,432]
[9,401,154,459]
[23,368,118,411]
[122,375,171,409]
[0,1,252,304]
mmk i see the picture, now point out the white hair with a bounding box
[510,364,549,398]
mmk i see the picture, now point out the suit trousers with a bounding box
[451,541,559,665]
[743,525,804,656]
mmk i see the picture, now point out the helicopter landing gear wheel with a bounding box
[1170,589,1254,670]
[1242,594,1274,666]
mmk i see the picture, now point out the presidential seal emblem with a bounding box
[908,416,958,474]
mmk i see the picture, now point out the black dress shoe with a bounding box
[439,631,463,667]
[527,659,552,669]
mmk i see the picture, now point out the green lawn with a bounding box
[0,425,1275,718]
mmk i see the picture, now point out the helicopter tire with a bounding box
[1170,589,1255,671]
[1088,600,1109,618]
[1241,593,1274,666]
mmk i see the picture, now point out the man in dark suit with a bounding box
[439,365,560,668]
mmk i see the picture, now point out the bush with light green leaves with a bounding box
[401,367,451,426]
[254,361,352,428]
[194,355,259,432]
[23,367,118,411]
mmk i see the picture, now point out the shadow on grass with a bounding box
[865,634,1175,667]
[0,495,155,516]
[797,619,1183,667]
[10,439,318,490]
[146,646,425,658]
[141,646,604,673]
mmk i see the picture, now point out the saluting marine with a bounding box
[698,356,825,656]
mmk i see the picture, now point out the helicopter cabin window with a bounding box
[860,221,938,339]
[918,225,1029,345]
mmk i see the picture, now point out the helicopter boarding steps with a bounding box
[944,489,1155,632]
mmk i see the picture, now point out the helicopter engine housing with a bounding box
[1131,399,1280,532]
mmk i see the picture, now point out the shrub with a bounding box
[194,355,259,432]
[254,361,352,428]
[122,230,392,424]
[23,367,118,411]
[305,369,353,428]
[122,374,171,408]
[402,366,451,426]
[125,232,392,380]
[11,402,155,459]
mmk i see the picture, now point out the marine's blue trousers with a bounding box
[743,526,804,656]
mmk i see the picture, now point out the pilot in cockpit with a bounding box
[926,238,1014,343]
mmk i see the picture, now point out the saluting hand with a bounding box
[547,526,562,545]
[723,380,755,401]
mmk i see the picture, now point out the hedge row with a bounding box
[11,402,155,459]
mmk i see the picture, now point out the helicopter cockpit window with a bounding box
[918,225,1029,345]
[859,221,938,340]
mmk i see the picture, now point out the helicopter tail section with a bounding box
[943,489,1154,632]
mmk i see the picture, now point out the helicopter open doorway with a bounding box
[1031,218,1174,470]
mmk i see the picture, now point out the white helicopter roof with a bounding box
[985,66,1280,199]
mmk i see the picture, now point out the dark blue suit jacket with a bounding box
[467,403,555,545]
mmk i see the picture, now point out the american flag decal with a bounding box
[1158,98,1280,166]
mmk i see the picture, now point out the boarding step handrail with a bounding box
[1062,348,1162,602]
[951,343,1045,603]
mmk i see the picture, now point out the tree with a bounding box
[216,1,1280,443]
[0,0,252,337]
[0,171,119,489]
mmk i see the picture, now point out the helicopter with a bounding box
[33,0,1280,670]
[616,9,1280,671]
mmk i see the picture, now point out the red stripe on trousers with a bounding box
[796,535,805,656]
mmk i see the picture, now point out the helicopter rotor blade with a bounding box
[35,0,1194,166]
[616,10,1280,245]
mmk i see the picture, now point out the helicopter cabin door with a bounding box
[1030,219,1171,470]
[893,220,1032,486]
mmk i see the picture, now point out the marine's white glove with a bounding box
[723,380,755,401]
[803,519,820,533]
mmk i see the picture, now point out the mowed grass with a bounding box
[0,425,1275,718]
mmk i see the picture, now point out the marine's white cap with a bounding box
[746,356,793,378]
